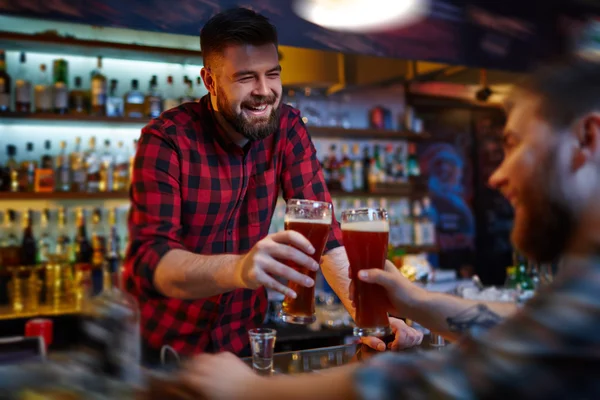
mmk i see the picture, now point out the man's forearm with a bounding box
[153,249,243,299]
[407,289,518,340]
[320,246,355,319]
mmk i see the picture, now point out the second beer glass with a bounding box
[281,199,332,324]
[342,208,392,337]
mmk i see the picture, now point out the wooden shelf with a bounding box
[329,179,428,198]
[0,192,129,201]
[310,126,429,141]
[0,31,202,65]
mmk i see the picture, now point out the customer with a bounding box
[182,58,600,399]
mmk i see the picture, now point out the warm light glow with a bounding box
[293,0,430,32]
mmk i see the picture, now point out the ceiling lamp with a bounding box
[293,0,430,33]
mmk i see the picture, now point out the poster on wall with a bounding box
[416,107,476,277]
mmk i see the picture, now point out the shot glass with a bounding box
[248,328,277,376]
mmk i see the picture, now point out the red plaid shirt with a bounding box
[124,95,343,358]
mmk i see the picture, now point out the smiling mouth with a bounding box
[243,103,271,117]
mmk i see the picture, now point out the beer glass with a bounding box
[281,199,332,324]
[342,208,391,337]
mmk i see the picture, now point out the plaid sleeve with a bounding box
[127,122,187,297]
[354,260,600,400]
[280,113,343,251]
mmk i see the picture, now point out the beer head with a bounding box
[341,208,388,226]
[285,199,333,223]
[340,220,389,233]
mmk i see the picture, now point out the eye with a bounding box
[238,76,254,83]
[267,72,281,79]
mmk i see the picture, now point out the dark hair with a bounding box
[200,7,278,69]
[508,57,600,129]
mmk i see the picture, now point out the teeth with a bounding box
[248,105,267,111]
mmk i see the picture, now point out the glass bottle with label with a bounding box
[41,140,53,169]
[144,75,163,118]
[90,208,106,296]
[70,137,86,192]
[90,56,107,116]
[106,79,123,117]
[55,207,72,261]
[69,76,90,115]
[37,209,53,264]
[19,142,37,192]
[74,208,93,299]
[4,145,19,192]
[112,141,129,192]
[15,52,32,113]
[20,209,37,266]
[55,140,70,192]
[123,79,144,118]
[180,76,195,103]
[0,50,11,112]
[99,139,114,192]
[85,137,100,193]
[34,64,52,113]
[53,59,69,114]
[162,75,179,110]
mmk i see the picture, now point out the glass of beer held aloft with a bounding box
[281,199,332,324]
[342,208,392,337]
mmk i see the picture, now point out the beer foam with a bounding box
[284,216,332,225]
[342,220,389,232]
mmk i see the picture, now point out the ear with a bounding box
[201,67,216,96]
[572,113,600,171]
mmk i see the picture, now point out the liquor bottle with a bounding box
[399,203,414,246]
[90,56,107,116]
[4,145,19,192]
[351,144,364,192]
[69,76,90,115]
[144,75,163,118]
[392,144,407,183]
[70,137,86,192]
[34,64,52,113]
[123,79,144,118]
[52,59,69,114]
[362,146,372,193]
[106,79,123,117]
[41,140,53,169]
[412,202,424,246]
[0,50,11,112]
[85,137,100,192]
[369,145,381,188]
[99,139,114,192]
[90,208,106,296]
[163,75,179,110]
[513,251,534,292]
[340,144,353,193]
[55,207,72,261]
[20,209,37,266]
[1,210,21,267]
[14,52,32,113]
[55,140,71,192]
[37,209,53,264]
[421,197,437,246]
[74,208,93,293]
[112,141,129,192]
[180,76,195,103]
[19,142,37,192]
[407,143,420,177]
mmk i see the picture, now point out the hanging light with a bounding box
[293,0,430,33]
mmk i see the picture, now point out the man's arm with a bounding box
[129,124,318,300]
[128,126,243,299]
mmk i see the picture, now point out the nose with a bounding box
[252,76,270,97]
[488,161,508,190]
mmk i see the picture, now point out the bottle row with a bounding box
[0,207,128,268]
[0,137,137,193]
[269,196,436,248]
[0,51,204,118]
[319,141,420,193]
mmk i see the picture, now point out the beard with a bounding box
[216,86,280,141]
[511,146,578,263]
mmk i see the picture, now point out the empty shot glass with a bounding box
[248,328,277,376]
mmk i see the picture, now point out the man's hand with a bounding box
[182,352,260,400]
[236,231,319,298]
[354,260,426,315]
[360,317,423,351]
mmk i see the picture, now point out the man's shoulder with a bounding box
[279,103,307,139]
[142,101,209,145]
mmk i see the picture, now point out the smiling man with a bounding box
[125,7,421,364]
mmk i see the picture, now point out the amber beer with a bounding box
[281,199,332,324]
[342,209,391,337]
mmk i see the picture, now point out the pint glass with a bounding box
[281,199,332,324]
[342,208,391,337]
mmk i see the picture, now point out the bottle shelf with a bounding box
[393,244,438,254]
[0,30,203,65]
[0,191,129,201]
[0,304,80,321]
[0,112,429,141]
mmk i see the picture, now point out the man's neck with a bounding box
[210,96,249,148]
[566,204,600,260]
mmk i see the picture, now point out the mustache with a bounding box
[242,95,277,108]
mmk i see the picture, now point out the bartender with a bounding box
[124,7,421,363]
